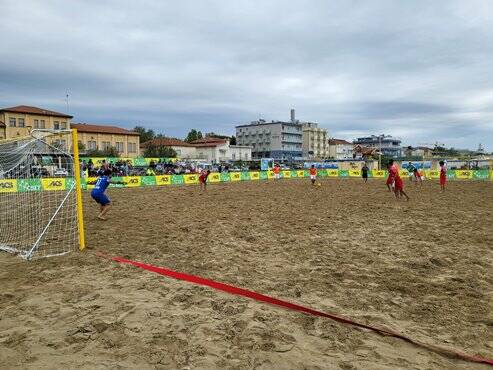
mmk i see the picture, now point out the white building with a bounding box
[302,122,328,159]
[328,139,353,159]
[192,137,252,163]
[236,109,303,160]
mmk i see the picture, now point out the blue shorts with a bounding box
[91,191,110,206]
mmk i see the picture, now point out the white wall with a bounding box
[172,146,196,159]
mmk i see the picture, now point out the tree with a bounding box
[185,129,203,143]
[133,126,156,143]
[86,146,120,158]
[230,136,237,145]
[78,142,86,151]
[144,143,177,158]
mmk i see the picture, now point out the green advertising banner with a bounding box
[220,173,231,182]
[240,172,250,181]
[141,176,157,186]
[318,169,328,177]
[171,175,184,185]
[473,170,490,180]
[259,171,269,180]
[446,170,456,180]
[17,179,42,192]
[339,170,349,177]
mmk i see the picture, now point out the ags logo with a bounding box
[42,178,65,191]
[0,182,14,189]
[156,175,171,185]
[231,173,241,181]
[250,172,260,180]
[0,180,16,193]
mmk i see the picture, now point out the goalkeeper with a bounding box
[89,169,126,220]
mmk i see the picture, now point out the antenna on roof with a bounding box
[65,92,69,114]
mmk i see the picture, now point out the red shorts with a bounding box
[386,176,393,185]
[395,177,403,191]
[440,176,446,185]
[199,176,206,183]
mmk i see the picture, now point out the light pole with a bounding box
[378,135,382,170]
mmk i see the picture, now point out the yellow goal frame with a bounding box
[72,129,86,250]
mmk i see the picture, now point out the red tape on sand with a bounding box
[100,253,493,366]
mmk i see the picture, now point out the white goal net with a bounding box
[0,130,81,259]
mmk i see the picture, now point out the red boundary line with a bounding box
[98,252,493,366]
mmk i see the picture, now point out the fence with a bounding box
[0,169,492,193]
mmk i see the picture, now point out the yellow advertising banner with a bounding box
[86,177,97,189]
[183,174,199,184]
[372,170,385,178]
[0,179,17,193]
[123,176,141,187]
[41,178,66,191]
[349,170,361,177]
[328,169,339,177]
[230,172,241,182]
[426,170,440,179]
[296,170,305,178]
[208,172,221,183]
[249,171,260,180]
[491,171,493,181]
[267,170,275,179]
[455,170,473,179]
[90,157,106,166]
[145,158,160,165]
[282,170,291,178]
[399,169,409,177]
[155,175,171,185]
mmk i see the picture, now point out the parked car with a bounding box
[54,168,69,177]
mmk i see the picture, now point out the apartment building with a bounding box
[302,122,328,159]
[236,109,303,160]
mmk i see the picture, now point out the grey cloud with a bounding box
[0,0,492,149]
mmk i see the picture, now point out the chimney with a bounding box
[290,109,295,123]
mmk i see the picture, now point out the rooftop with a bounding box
[190,137,228,147]
[328,139,352,145]
[236,120,302,128]
[71,123,140,136]
[0,105,73,118]
[141,137,194,147]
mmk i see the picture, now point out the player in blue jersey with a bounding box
[89,169,126,220]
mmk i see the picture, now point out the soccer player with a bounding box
[413,167,423,186]
[273,164,281,180]
[199,169,211,192]
[89,169,126,220]
[361,163,369,183]
[439,160,447,191]
[394,171,410,201]
[385,161,395,191]
[309,165,317,185]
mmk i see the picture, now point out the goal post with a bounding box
[0,129,86,259]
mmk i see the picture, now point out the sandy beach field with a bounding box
[1,178,492,369]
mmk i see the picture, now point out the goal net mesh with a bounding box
[0,131,79,259]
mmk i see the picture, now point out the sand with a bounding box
[0,178,492,369]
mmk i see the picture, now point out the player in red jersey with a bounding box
[439,160,447,191]
[309,165,317,185]
[199,169,211,192]
[386,161,396,191]
[394,171,410,201]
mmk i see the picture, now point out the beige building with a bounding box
[328,139,354,159]
[0,105,73,140]
[302,122,328,159]
[71,123,140,157]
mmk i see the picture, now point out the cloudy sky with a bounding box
[1,0,492,150]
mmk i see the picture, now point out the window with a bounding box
[115,142,124,153]
[18,118,25,127]
[61,122,67,129]
[88,141,97,150]
[34,119,39,128]
[127,142,136,153]
[102,141,111,150]
[9,117,16,127]
[54,121,60,130]
[40,120,46,129]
